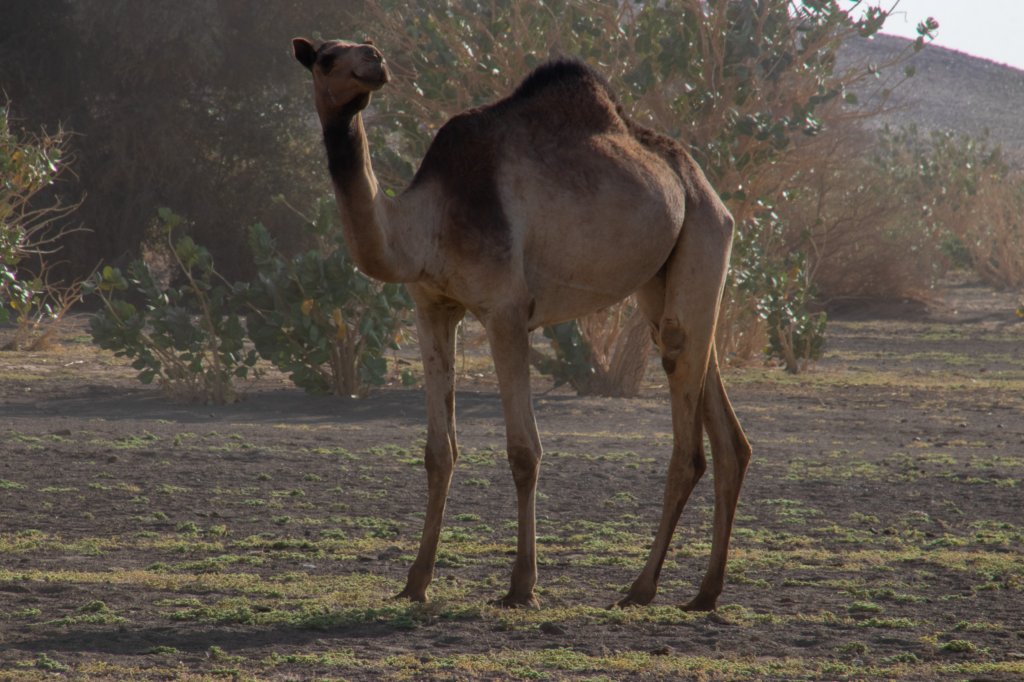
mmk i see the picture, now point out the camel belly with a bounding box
[500,145,686,328]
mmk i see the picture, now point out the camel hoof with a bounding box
[610,587,655,609]
[492,593,540,609]
[680,593,717,612]
[609,595,643,609]
[392,587,427,603]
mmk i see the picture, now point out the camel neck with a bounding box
[319,110,423,283]
[322,111,368,190]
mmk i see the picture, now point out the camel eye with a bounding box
[318,52,337,72]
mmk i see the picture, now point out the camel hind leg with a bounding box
[682,342,751,610]
[616,193,748,609]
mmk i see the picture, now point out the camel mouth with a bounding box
[354,64,391,90]
[355,74,390,90]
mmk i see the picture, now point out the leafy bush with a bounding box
[793,123,1024,299]
[733,211,826,373]
[87,209,258,403]
[531,303,652,397]
[238,198,413,397]
[1,103,83,350]
[87,202,414,401]
[879,127,1024,293]
[964,174,1024,290]
[350,0,929,379]
[751,256,826,375]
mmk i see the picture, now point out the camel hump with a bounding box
[509,59,617,104]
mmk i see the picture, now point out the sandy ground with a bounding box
[1,280,1022,680]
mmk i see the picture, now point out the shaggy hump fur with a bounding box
[409,59,633,260]
[508,58,617,104]
[410,58,703,242]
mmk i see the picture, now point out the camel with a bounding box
[292,37,752,611]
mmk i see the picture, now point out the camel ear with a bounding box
[293,37,317,71]
[362,37,375,46]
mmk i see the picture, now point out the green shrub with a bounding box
[531,321,597,394]
[0,104,83,350]
[87,209,258,403]
[239,198,413,396]
[352,0,939,374]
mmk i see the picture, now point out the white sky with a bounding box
[850,1,1024,71]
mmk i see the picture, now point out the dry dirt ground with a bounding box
[1,281,1022,680]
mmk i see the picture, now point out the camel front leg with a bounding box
[396,295,464,602]
[485,311,542,608]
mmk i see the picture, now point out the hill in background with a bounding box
[843,34,1024,165]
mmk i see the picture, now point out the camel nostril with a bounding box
[361,47,382,63]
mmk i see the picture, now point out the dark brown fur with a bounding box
[409,60,705,263]
[412,112,512,261]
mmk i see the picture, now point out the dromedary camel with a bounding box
[293,37,752,610]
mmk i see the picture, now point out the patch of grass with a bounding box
[171,598,265,625]
[857,616,918,629]
[33,653,69,672]
[8,607,42,618]
[42,600,127,627]
[759,498,821,522]
[109,432,160,449]
[266,650,360,668]
[847,600,883,614]
[156,484,189,495]
[939,639,979,653]
[207,645,245,663]
[953,619,1005,632]
[146,645,181,655]
[269,488,306,498]
[834,641,870,655]
[604,491,638,507]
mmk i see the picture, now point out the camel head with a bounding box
[293,37,390,121]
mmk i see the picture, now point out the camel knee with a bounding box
[424,443,454,484]
[690,449,708,482]
[508,445,540,490]
[658,318,687,376]
[670,444,706,486]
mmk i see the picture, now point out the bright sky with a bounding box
[851,0,1024,71]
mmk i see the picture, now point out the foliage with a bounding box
[731,209,826,373]
[87,209,258,404]
[531,304,652,397]
[0,103,83,350]
[239,198,414,397]
[531,322,597,394]
[757,257,826,375]
[87,201,413,402]
[11,0,989,386]
[351,0,929,378]
[791,123,1024,299]
[869,125,1024,293]
[963,173,1024,290]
